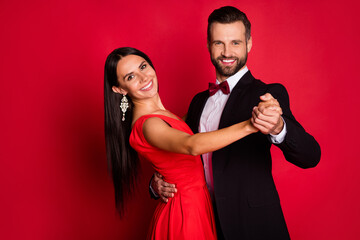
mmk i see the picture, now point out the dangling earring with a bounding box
[120,94,129,121]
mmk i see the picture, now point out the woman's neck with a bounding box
[132,94,167,123]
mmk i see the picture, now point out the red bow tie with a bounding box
[208,81,230,96]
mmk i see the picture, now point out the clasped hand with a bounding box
[251,93,284,135]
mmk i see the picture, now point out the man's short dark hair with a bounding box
[207,6,251,43]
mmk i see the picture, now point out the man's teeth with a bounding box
[222,59,235,63]
[141,81,152,90]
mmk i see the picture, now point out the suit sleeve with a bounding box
[267,84,321,168]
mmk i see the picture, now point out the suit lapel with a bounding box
[191,71,254,132]
[219,71,254,129]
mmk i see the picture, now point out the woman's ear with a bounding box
[112,86,127,95]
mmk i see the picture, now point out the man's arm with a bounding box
[252,86,321,168]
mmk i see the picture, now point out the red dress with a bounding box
[130,114,217,240]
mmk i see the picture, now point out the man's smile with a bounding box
[219,58,237,66]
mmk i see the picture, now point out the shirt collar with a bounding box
[216,66,249,92]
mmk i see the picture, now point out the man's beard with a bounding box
[211,53,248,77]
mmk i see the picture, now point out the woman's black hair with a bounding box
[104,47,155,216]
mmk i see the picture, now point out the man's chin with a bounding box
[212,59,244,77]
[220,67,237,77]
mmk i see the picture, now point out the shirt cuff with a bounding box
[269,117,287,144]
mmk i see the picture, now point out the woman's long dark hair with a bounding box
[104,47,155,216]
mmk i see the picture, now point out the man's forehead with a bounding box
[210,22,246,38]
[211,21,245,32]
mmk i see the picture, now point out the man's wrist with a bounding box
[271,117,284,135]
[149,176,160,199]
[150,184,159,198]
[269,117,287,144]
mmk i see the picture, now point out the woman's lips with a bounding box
[140,80,153,91]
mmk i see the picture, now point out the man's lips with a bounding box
[140,80,153,91]
[219,58,236,66]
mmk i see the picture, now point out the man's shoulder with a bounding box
[191,89,208,101]
[250,76,287,94]
[264,83,288,97]
[251,79,290,104]
[244,74,289,103]
[186,89,208,113]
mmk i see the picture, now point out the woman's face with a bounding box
[113,55,158,100]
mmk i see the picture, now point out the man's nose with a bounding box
[222,45,231,57]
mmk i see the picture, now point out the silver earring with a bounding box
[120,94,129,121]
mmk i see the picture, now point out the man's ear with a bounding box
[112,86,127,95]
[247,36,253,53]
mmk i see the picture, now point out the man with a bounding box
[151,6,321,240]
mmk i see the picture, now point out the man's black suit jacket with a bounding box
[185,71,321,240]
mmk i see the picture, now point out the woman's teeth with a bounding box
[141,81,152,90]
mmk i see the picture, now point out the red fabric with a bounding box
[130,114,217,240]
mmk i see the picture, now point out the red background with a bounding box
[1,0,359,239]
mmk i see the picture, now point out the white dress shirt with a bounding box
[199,66,287,198]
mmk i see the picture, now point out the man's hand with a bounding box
[251,93,284,135]
[151,172,177,203]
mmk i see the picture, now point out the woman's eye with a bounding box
[140,64,147,70]
[127,75,134,81]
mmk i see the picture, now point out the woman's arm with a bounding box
[143,118,257,156]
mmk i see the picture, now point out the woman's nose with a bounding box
[139,72,148,82]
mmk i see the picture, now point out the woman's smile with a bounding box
[140,80,153,91]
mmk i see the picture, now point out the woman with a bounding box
[104,47,258,240]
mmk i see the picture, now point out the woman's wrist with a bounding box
[246,119,258,133]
